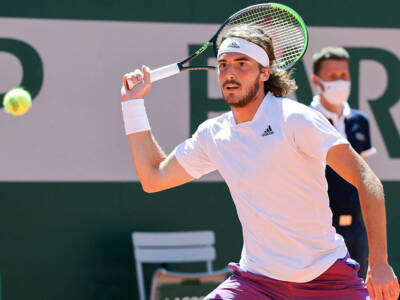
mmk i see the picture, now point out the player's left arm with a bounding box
[327,144,399,300]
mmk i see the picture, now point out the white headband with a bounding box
[217,37,270,67]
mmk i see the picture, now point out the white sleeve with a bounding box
[173,123,217,179]
[361,147,377,158]
[289,109,349,162]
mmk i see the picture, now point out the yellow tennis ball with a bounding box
[3,87,32,116]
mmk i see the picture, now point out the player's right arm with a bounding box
[121,66,195,193]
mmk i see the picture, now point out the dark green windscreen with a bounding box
[0,0,398,28]
[0,182,399,299]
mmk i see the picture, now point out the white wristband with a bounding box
[121,99,151,135]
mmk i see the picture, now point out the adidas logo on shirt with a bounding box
[228,41,240,48]
[262,125,274,136]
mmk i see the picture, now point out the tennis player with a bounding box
[120,25,399,299]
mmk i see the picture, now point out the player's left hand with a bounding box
[366,261,399,300]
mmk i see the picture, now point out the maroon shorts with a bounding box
[205,256,369,299]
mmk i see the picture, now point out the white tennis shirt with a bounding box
[174,93,349,282]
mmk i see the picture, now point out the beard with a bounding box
[222,74,261,108]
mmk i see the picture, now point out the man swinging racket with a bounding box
[120,24,399,299]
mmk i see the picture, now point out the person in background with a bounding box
[310,46,377,279]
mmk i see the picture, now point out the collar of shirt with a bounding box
[310,95,351,138]
[310,95,351,121]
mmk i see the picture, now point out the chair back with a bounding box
[150,267,231,300]
[132,231,216,300]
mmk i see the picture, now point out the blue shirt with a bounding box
[310,97,376,221]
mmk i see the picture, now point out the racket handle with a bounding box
[124,63,180,90]
[150,63,180,83]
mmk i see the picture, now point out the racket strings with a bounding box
[218,6,306,69]
[247,9,304,67]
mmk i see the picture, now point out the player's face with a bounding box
[318,59,350,83]
[217,52,267,108]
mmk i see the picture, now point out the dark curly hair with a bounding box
[217,24,298,97]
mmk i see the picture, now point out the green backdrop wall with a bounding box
[0,182,398,299]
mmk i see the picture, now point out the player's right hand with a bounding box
[121,65,151,101]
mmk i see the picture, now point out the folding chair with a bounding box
[150,267,230,300]
[132,231,229,300]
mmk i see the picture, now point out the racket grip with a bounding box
[149,63,180,82]
[124,63,181,90]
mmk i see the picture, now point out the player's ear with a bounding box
[260,67,270,82]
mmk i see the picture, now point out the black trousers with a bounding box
[334,219,369,279]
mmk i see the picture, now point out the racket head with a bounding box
[213,3,308,70]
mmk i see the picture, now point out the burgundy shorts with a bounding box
[205,256,369,299]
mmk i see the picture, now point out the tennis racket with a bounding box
[124,3,308,90]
